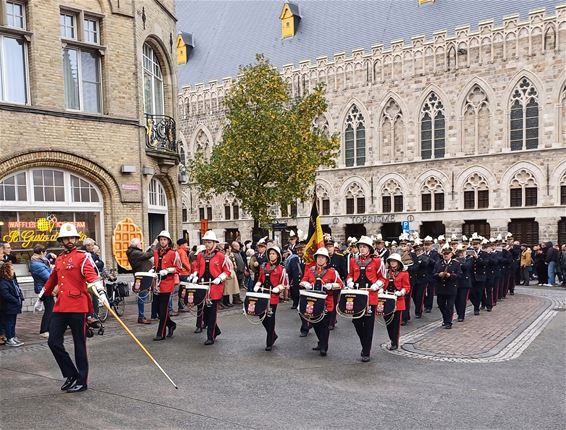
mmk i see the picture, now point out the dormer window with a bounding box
[280,2,301,39]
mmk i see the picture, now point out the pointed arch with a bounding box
[501,162,544,208]
[378,96,405,163]
[457,79,494,155]
[189,124,214,157]
[419,90,446,160]
[340,100,369,167]
[550,159,566,206]
[339,176,370,215]
[376,173,408,213]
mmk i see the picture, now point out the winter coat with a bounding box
[126,246,154,273]
[30,256,52,294]
[0,278,24,315]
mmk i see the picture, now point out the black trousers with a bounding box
[312,314,330,352]
[437,294,456,325]
[402,293,411,322]
[156,293,175,338]
[455,288,470,319]
[424,281,435,310]
[470,281,484,311]
[352,305,376,357]
[482,281,494,309]
[329,290,340,327]
[290,284,300,308]
[412,282,426,316]
[261,304,277,347]
[204,299,221,341]
[48,312,88,385]
[521,267,530,286]
[385,311,402,346]
[40,295,55,334]
[196,303,205,329]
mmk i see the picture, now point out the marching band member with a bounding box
[41,223,103,393]
[375,234,389,261]
[470,235,487,316]
[346,236,388,362]
[383,253,410,351]
[411,240,429,319]
[254,245,288,351]
[190,231,231,345]
[300,248,343,356]
[153,231,179,341]
[325,238,347,331]
[423,236,440,313]
[191,244,206,333]
[399,236,415,325]
[483,239,499,311]
[455,246,473,322]
[433,245,462,329]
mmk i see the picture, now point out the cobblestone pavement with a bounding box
[383,286,566,363]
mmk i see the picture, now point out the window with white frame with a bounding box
[0,2,28,104]
[381,179,403,213]
[0,171,26,201]
[421,176,445,211]
[60,11,102,113]
[510,78,539,151]
[148,178,167,210]
[463,173,489,210]
[345,182,365,214]
[6,1,25,28]
[509,169,538,207]
[143,43,164,115]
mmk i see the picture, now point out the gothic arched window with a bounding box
[381,99,404,163]
[509,169,538,207]
[345,182,365,214]
[463,85,490,155]
[421,176,445,211]
[344,105,365,167]
[510,78,539,151]
[420,92,445,159]
[463,173,489,209]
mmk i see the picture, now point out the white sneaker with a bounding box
[40,332,49,338]
[6,338,22,347]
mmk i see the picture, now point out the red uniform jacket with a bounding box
[154,248,179,294]
[257,262,288,305]
[347,255,388,305]
[177,247,191,277]
[193,250,231,300]
[43,248,99,313]
[386,270,411,311]
[301,266,343,312]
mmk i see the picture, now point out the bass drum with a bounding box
[243,292,271,317]
[180,282,209,308]
[133,272,157,295]
[298,290,327,323]
[336,288,369,319]
[376,292,397,316]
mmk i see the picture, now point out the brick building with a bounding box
[0,0,181,269]
[177,0,566,246]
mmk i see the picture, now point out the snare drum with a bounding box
[337,289,369,319]
[243,292,271,317]
[376,292,397,315]
[298,290,327,322]
[133,272,157,295]
[180,282,209,307]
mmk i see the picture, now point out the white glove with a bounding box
[97,290,109,307]
[212,277,222,285]
[376,280,384,288]
[159,269,168,277]
[272,287,280,294]
[394,290,404,297]
[87,279,105,295]
[301,282,312,290]
[167,267,176,274]
[324,283,333,291]
[346,280,354,289]
[34,298,44,313]
[370,283,379,292]
[253,283,261,292]
[378,288,384,295]
[190,272,198,282]
[37,288,45,299]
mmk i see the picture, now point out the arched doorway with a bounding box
[148,178,168,241]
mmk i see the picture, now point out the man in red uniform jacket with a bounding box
[346,235,388,362]
[41,223,105,393]
[153,230,179,341]
[300,247,343,356]
[190,230,231,345]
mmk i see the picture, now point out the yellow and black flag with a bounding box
[303,198,325,264]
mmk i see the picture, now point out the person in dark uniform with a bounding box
[286,242,304,311]
[346,236,388,362]
[325,238,347,330]
[375,234,389,261]
[470,235,488,316]
[383,253,410,350]
[423,236,440,313]
[500,238,514,298]
[287,230,298,255]
[433,246,462,329]
[482,240,498,311]
[410,240,429,319]
[40,223,104,393]
[300,247,343,357]
[455,247,473,322]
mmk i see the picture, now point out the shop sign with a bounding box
[1,216,87,248]
[350,214,397,224]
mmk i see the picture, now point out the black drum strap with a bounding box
[355,256,373,288]
[203,251,216,282]
[311,267,328,291]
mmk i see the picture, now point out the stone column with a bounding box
[535,216,561,242]
[487,217,509,238]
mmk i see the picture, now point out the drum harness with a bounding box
[375,271,399,326]
[242,263,279,325]
[354,256,374,316]
[297,267,328,324]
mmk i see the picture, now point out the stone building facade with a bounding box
[178,4,566,246]
[0,0,181,269]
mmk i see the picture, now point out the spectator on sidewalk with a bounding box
[231,241,245,305]
[126,237,158,324]
[30,244,53,338]
[559,244,566,288]
[0,262,24,347]
[519,244,532,286]
[534,245,548,285]
[2,242,17,264]
[545,241,559,286]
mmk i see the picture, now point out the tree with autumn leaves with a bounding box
[190,55,340,235]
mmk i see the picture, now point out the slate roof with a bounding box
[176,0,563,88]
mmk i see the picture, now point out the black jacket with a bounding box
[433,259,462,296]
[126,246,154,273]
[471,250,488,283]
